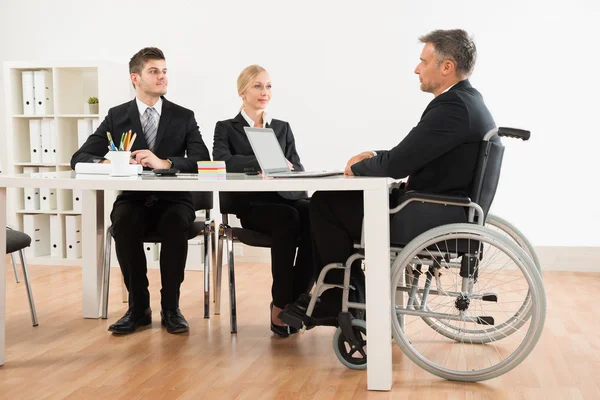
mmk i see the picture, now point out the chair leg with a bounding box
[10,252,20,283]
[18,250,38,327]
[203,220,211,319]
[211,219,217,303]
[215,225,224,315]
[101,229,112,319]
[226,227,237,334]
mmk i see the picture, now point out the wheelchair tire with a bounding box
[486,214,541,271]
[332,319,367,370]
[391,223,546,382]
[414,214,541,343]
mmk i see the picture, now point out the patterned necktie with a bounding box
[142,107,158,151]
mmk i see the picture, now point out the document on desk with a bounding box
[74,163,142,175]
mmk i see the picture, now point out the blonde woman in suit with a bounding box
[213,65,313,338]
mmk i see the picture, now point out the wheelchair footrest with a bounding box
[482,294,498,302]
[476,316,495,326]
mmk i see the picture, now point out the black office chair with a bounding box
[214,193,280,333]
[6,227,38,326]
[101,192,215,319]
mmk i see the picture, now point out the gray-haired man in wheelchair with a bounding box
[279,29,544,380]
[280,28,497,328]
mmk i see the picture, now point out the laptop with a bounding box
[244,127,344,178]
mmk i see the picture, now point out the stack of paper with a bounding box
[197,161,226,179]
[74,162,142,175]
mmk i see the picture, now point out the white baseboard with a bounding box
[534,246,600,272]
[235,245,600,273]
[10,246,600,273]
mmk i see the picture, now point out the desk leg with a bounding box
[82,190,104,318]
[0,187,6,365]
[363,184,392,391]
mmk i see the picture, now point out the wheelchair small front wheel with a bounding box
[332,319,367,370]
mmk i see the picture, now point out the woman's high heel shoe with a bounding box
[270,302,293,338]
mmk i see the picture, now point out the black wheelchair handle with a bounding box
[497,127,531,141]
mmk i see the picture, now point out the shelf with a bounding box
[16,210,58,214]
[13,114,54,118]
[58,163,71,167]
[57,114,99,118]
[59,210,82,215]
[15,162,57,167]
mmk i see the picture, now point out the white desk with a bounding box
[0,172,392,390]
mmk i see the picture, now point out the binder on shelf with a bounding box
[39,187,57,211]
[50,214,64,258]
[144,243,159,261]
[92,118,101,133]
[29,119,42,163]
[72,189,82,212]
[41,119,57,163]
[24,187,40,211]
[33,69,53,115]
[22,214,51,258]
[21,71,35,115]
[77,119,93,148]
[65,215,82,259]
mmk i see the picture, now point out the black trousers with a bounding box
[238,193,314,309]
[309,191,364,312]
[110,196,196,311]
[309,189,468,313]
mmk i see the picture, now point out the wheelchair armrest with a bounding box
[390,191,471,215]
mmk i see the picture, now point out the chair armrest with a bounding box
[390,191,471,214]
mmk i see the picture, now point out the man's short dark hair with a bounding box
[419,29,477,78]
[129,47,165,74]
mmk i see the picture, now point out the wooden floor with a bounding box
[1,261,599,399]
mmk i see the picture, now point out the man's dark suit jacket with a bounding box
[352,79,496,197]
[70,97,210,209]
[351,79,497,244]
[212,112,306,216]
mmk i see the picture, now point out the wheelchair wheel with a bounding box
[332,319,367,370]
[485,214,541,271]
[391,223,546,381]
[407,215,541,342]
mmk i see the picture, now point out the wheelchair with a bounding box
[300,127,546,382]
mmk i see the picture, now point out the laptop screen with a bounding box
[244,127,290,174]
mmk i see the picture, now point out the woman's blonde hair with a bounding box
[237,64,267,110]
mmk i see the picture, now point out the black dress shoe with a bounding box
[108,308,152,334]
[270,302,294,338]
[161,308,189,333]
[278,299,339,330]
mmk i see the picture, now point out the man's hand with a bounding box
[344,151,374,176]
[131,150,171,169]
[286,159,294,171]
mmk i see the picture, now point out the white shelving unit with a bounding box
[3,61,131,265]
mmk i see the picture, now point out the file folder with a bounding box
[39,187,57,211]
[23,214,51,258]
[41,119,56,163]
[22,71,35,115]
[77,119,93,148]
[144,243,159,261]
[29,119,42,163]
[33,70,53,115]
[65,215,82,259]
[92,118,101,133]
[72,189,82,212]
[23,187,40,211]
[50,214,64,258]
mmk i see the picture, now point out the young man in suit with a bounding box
[71,47,211,334]
[280,29,497,327]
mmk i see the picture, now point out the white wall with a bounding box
[1,0,598,247]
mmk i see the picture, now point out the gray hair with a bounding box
[419,29,477,78]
